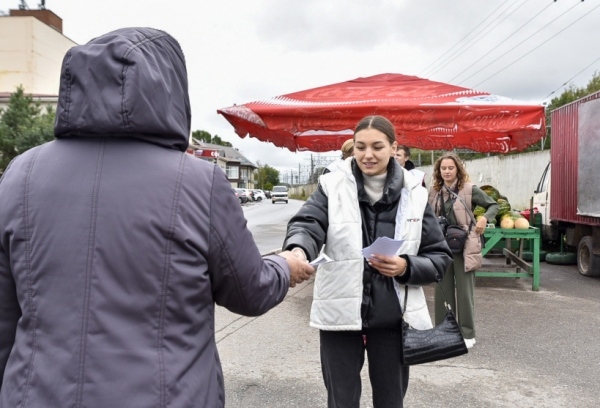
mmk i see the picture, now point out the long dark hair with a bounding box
[354,115,396,145]
[432,152,471,192]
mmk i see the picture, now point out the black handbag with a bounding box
[438,187,472,254]
[401,286,468,366]
[445,225,469,254]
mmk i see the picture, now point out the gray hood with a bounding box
[54,27,191,152]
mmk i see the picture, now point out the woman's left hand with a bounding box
[368,254,407,277]
[475,216,487,235]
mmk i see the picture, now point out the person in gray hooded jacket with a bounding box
[0,27,314,408]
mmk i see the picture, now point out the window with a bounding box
[226,165,239,179]
[536,162,550,193]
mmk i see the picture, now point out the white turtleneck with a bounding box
[362,172,387,205]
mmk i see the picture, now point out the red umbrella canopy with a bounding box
[217,73,546,153]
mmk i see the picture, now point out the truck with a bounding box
[271,185,289,204]
[532,90,600,277]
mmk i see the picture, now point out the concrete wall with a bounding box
[419,150,551,209]
[0,16,76,96]
[289,183,318,197]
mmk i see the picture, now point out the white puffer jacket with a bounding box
[312,159,434,330]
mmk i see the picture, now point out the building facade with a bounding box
[187,140,257,188]
[0,8,76,112]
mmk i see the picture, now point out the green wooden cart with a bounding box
[477,227,540,291]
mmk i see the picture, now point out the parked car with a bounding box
[264,190,271,199]
[235,188,249,203]
[243,188,255,201]
[251,189,267,202]
[271,185,289,204]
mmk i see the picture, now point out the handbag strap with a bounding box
[402,284,453,318]
[443,185,476,233]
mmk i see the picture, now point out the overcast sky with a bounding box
[1,0,599,174]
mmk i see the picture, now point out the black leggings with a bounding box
[320,328,409,408]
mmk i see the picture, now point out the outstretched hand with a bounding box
[278,251,315,287]
[367,254,407,278]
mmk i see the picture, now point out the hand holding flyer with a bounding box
[361,237,405,259]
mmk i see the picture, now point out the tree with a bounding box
[541,71,600,152]
[192,130,212,143]
[191,129,233,147]
[211,134,232,147]
[546,71,600,120]
[0,86,55,172]
[254,162,280,189]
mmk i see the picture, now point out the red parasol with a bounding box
[217,73,546,153]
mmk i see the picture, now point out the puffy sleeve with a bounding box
[473,185,500,222]
[282,184,329,262]
[206,167,290,316]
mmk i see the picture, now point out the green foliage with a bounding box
[0,86,55,172]
[546,71,600,115]
[191,129,233,147]
[192,129,212,143]
[254,162,280,190]
[545,71,600,145]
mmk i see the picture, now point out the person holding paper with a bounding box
[428,152,499,350]
[283,115,452,408]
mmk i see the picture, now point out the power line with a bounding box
[449,1,554,83]
[419,1,510,76]
[541,55,600,102]
[458,0,584,86]
[427,0,529,78]
[472,2,600,88]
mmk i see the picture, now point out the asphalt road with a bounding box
[216,200,600,407]
[240,198,305,253]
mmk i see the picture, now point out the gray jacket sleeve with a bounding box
[0,242,20,387]
[473,185,500,222]
[396,202,453,286]
[206,167,290,316]
[282,184,329,261]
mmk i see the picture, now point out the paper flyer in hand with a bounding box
[309,253,333,266]
[361,237,405,259]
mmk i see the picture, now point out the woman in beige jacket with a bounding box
[428,152,498,349]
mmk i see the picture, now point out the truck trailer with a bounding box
[533,90,600,277]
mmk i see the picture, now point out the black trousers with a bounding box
[320,328,409,408]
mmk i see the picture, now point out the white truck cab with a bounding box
[271,186,289,204]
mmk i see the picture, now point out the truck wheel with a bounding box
[546,252,577,265]
[577,236,600,277]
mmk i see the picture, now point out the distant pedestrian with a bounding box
[284,115,452,407]
[395,144,426,187]
[428,152,498,349]
[394,145,413,169]
[323,138,354,174]
[0,27,314,408]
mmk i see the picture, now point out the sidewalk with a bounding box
[216,259,600,407]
